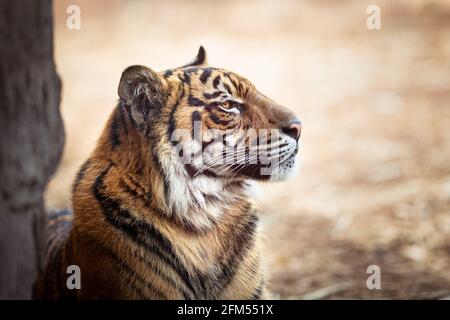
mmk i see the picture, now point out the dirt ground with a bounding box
[47,0,450,299]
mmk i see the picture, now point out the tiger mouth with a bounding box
[223,146,299,180]
[181,135,300,179]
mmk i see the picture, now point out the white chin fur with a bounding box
[269,154,300,182]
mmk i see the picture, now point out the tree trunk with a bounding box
[0,0,63,299]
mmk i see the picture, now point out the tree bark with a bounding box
[0,0,63,299]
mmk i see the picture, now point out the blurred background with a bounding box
[48,0,450,299]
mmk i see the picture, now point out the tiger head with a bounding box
[117,47,301,187]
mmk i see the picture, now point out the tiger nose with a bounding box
[281,120,302,141]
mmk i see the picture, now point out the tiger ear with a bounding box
[118,65,168,127]
[181,46,208,68]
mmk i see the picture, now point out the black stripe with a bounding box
[179,203,258,299]
[215,206,258,294]
[179,73,190,85]
[181,68,199,85]
[72,159,91,193]
[188,95,207,107]
[225,74,239,94]
[203,91,222,99]
[110,109,121,148]
[117,179,195,299]
[98,241,168,299]
[167,87,184,145]
[223,83,232,94]
[94,167,174,255]
[132,248,194,300]
[93,164,201,298]
[210,112,232,126]
[119,178,152,206]
[93,165,258,299]
[204,102,220,112]
[249,281,264,300]
[164,86,186,201]
[119,102,129,135]
[110,260,149,299]
[151,145,171,211]
[199,68,212,84]
[212,75,221,89]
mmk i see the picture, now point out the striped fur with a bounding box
[35,47,300,299]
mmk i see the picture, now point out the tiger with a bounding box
[35,46,302,300]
